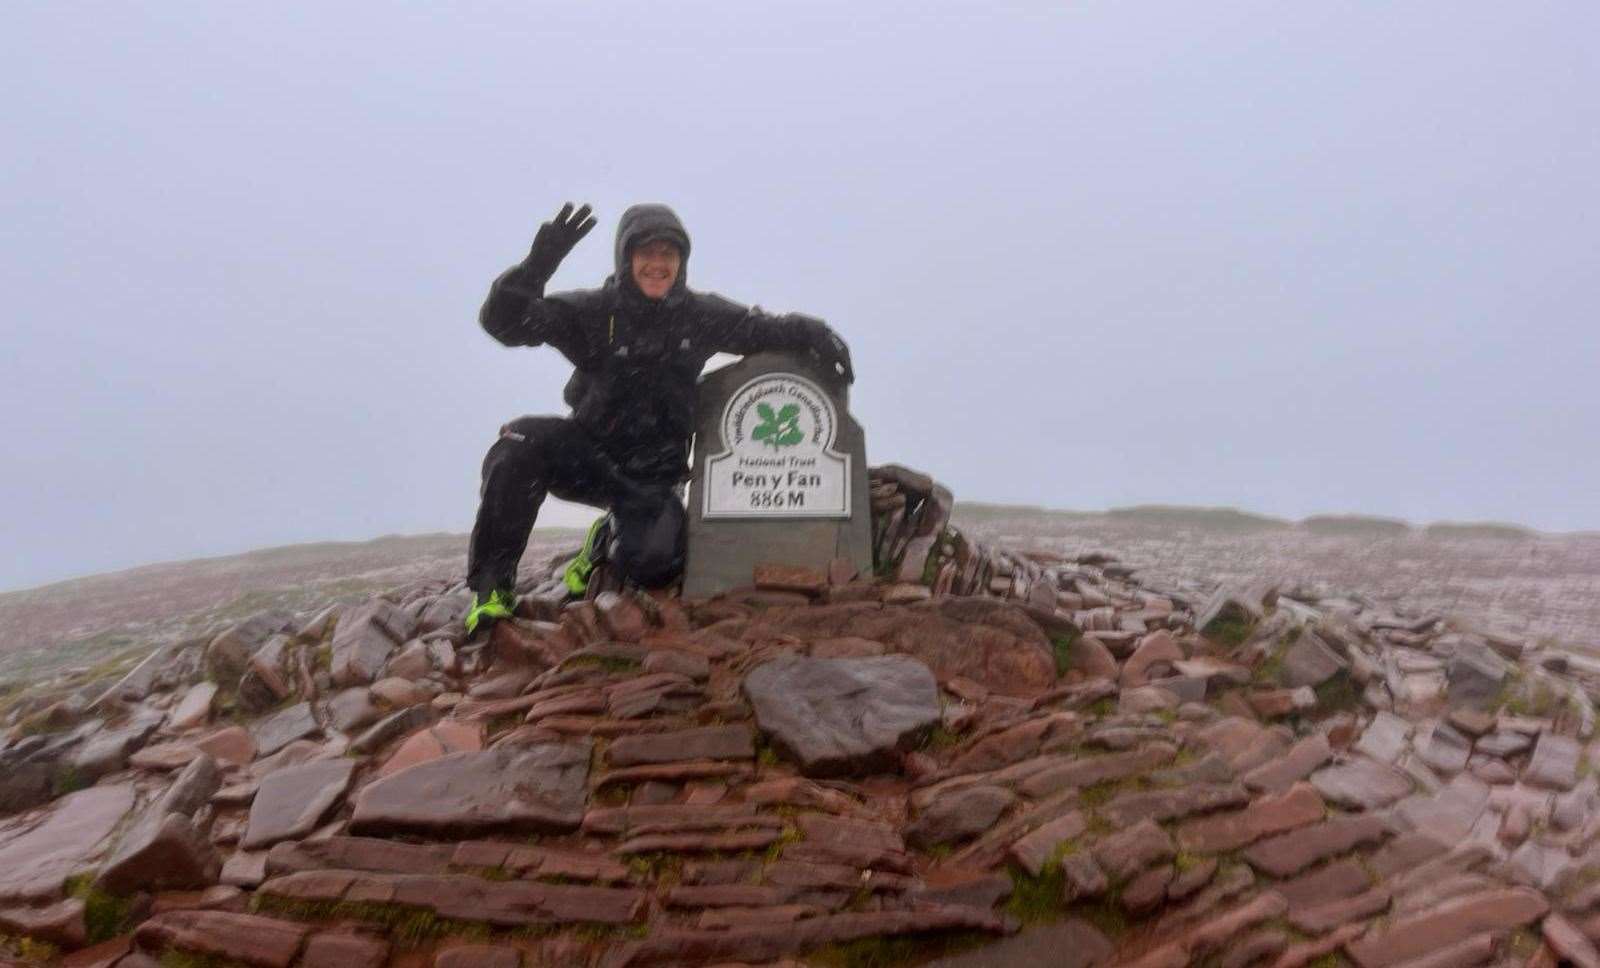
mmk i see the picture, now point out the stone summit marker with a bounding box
[682,352,872,597]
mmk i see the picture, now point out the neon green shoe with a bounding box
[464,588,517,634]
[562,516,609,596]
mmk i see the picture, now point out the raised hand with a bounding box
[524,202,597,282]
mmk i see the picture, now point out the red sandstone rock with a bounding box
[0,784,135,904]
[299,931,390,968]
[0,897,86,948]
[258,870,647,926]
[607,725,755,767]
[1242,734,1332,793]
[1309,758,1414,810]
[1121,864,1175,913]
[1384,933,1497,968]
[1542,913,1600,968]
[1288,886,1391,934]
[1186,891,1289,957]
[1344,888,1548,968]
[241,758,356,850]
[1099,782,1251,827]
[1121,631,1184,688]
[583,803,760,835]
[1006,810,1087,877]
[377,720,484,777]
[1244,814,1388,877]
[1091,819,1174,881]
[745,777,858,813]
[597,759,753,787]
[350,744,591,836]
[1175,782,1326,853]
[615,829,782,855]
[1275,859,1372,910]
[1270,922,1366,968]
[135,910,308,968]
[597,906,1008,967]
[663,884,794,908]
[129,741,201,771]
[1016,743,1176,798]
[433,944,521,968]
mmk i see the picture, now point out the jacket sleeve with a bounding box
[478,262,586,359]
[695,294,823,356]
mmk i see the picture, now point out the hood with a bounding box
[613,203,691,304]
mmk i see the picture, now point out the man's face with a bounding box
[630,239,681,300]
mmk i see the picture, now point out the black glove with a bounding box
[523,202,597,283]
[795,315,854,384]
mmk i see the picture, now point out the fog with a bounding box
[2,2,1596,591]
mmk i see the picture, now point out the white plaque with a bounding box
[703,372,851,518]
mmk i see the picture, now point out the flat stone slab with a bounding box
[1416,723,1472,775]
[135,910,309,968]
[243,758,357,850]
[1099,783,1250,827]
[169,682,219,730]
[96,812,220,895]
[1175,782,1325,853]
[258,870,645,926]
[0,784,135,903]
[251,702,322,758]
[331,599,415,687]
[607,725,755,767]
[1017,744,1177,799]
[1243,814,1388,877]
[350,744,591,836]
[1354,712,1412,764]
[743,654,940,777]
[907,784,1016,851]
[1390,775,1491,843]
[1344,888,1547,968]
[1243,734,1331,794]
[377,721,483,778]
[1310,758,1414,810]
[1092,819,1174,881]
[1007,811,1088,877]
[1524,733,1582,790]
[924,918,1113,968]
[1474,730,1532,758]
[1281,633,1347,688]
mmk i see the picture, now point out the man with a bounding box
[464,202,853,632]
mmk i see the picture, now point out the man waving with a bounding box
[464,202,852,632]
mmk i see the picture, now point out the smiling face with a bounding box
[630,238,682,300]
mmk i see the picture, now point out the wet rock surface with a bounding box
[6,464,1600,967]
[350,744,591,836]
[743,653,940,776]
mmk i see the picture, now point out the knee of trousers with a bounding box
[479,416,577,489]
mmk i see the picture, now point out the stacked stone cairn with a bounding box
[3,464,1600,967]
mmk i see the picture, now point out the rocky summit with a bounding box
[2,466,1599,968]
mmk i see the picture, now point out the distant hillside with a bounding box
[0,530,581,681]
[1301,514,1413,537]
[1104,504,1293,532]
[1424,521,1539,540]
[954,501,1551,540]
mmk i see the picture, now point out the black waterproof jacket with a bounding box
[480,205,830,483]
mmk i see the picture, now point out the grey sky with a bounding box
[3,2,1596,592]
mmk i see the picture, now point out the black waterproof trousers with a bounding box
[466,416,687,595]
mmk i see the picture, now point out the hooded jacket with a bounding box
[480,204,830,483]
